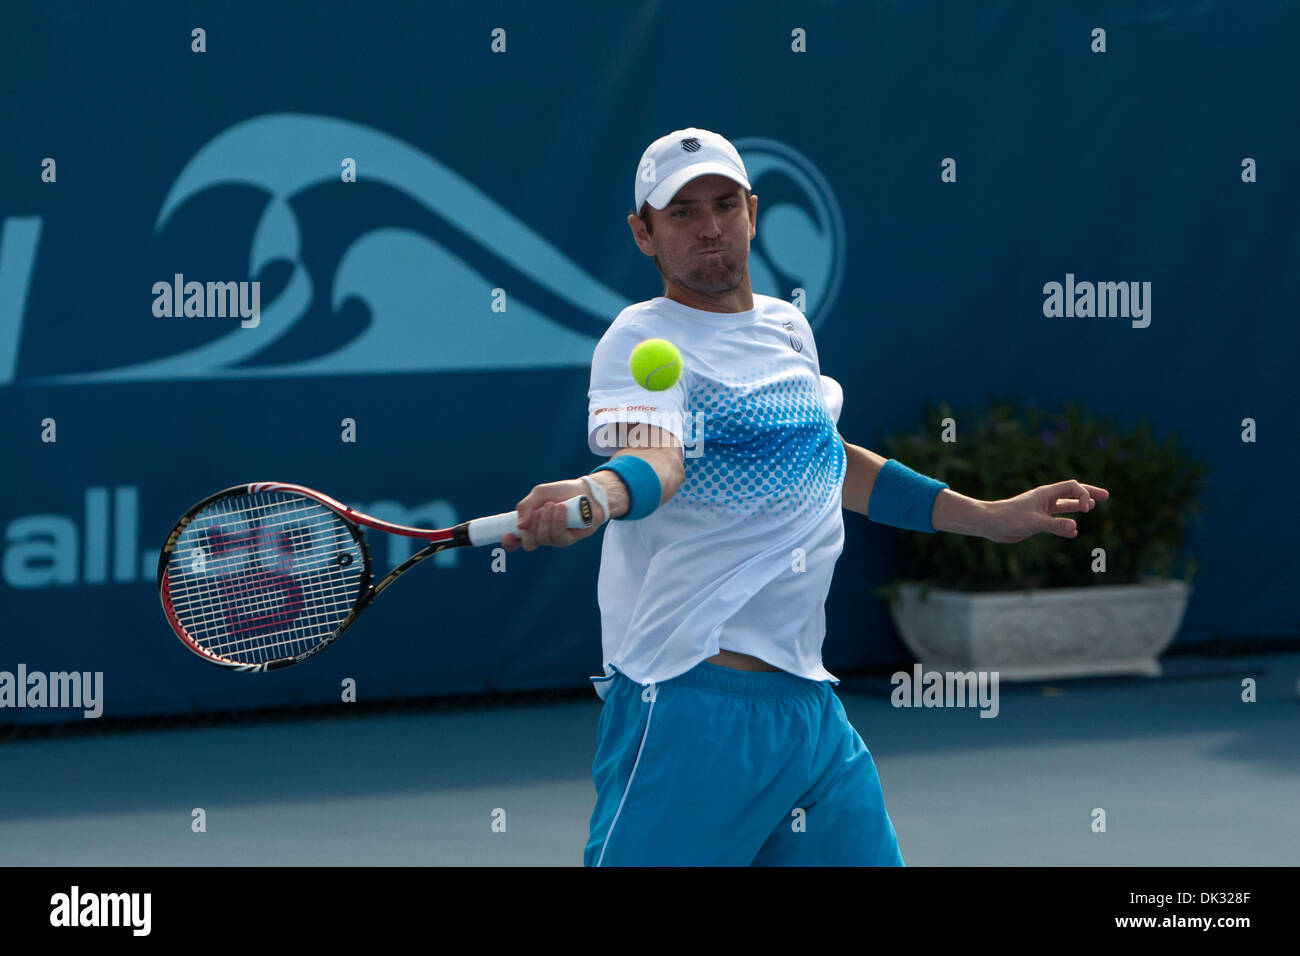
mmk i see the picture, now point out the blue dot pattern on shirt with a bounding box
[672,364,846,518]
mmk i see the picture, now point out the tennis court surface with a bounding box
[2,651,1296,866]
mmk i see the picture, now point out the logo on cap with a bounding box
[680,137,702,152]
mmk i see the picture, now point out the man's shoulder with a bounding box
[754,293,809,326]
[597,298,671,345]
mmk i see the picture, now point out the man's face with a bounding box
[629,174,757,296]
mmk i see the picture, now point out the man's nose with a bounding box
[698,211,723,236]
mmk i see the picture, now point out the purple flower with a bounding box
[1095,437,1108,450]
[1041,429,1055,447]
[1117,450,1128,462]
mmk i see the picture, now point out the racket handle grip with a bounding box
[466,494,594,547]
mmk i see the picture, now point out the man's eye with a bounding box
[672,209,690,217]
[719,202,736,211]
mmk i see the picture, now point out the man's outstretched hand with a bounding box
[982,479,1110,544]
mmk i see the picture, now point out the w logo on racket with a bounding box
[202,524,304,638]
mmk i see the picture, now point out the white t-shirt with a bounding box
[586,294,847,697]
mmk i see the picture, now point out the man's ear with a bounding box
[748,193,758,238]
[627,212,656,257]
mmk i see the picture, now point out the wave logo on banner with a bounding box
[0,116,844,385]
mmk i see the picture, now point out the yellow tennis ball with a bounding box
[629,338,683,391]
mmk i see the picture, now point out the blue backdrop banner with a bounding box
[2,1,1296,723]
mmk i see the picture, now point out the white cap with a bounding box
[634,127,751,211]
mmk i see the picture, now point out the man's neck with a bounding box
[665,283,755,314]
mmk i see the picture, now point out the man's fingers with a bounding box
[515,494,538,530]
[532,503,550,547]
[1046,516,1078,538]
[544,500,568,548]
[520,513,540,551]
[1066,480,1092,511]
[1041,479,1100,513]
[1050,497,1093,513]
[510,494,555,551]
[525,502,555,550]
[510,480,594,552]
[1044,479,1088,500]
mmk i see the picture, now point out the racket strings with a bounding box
[169,522,357,658]
[166,491,366,665]
[170,524,355,640]
[170,541,354,650]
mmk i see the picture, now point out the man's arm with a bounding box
[841,438,990,537]
[841,438,1108,542]
[503,425,685,551]
[590,425,685,517]
[839,439,886,516]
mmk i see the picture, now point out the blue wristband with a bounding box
[591,455,662,521]
[867,459,948,533]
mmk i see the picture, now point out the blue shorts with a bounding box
[584,661,905,866]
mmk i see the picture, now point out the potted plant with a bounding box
[868,396,1210,680]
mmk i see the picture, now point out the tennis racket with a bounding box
[158,481,593,672]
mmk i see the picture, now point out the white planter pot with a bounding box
[888,575,1192,680]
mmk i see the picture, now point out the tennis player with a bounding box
[501,127,1109,866]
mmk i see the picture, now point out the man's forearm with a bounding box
[842,439,991,538]
[840,441,887,515]
[590,468,631,519]
[930,488,991,537]
[591,446,682,519]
